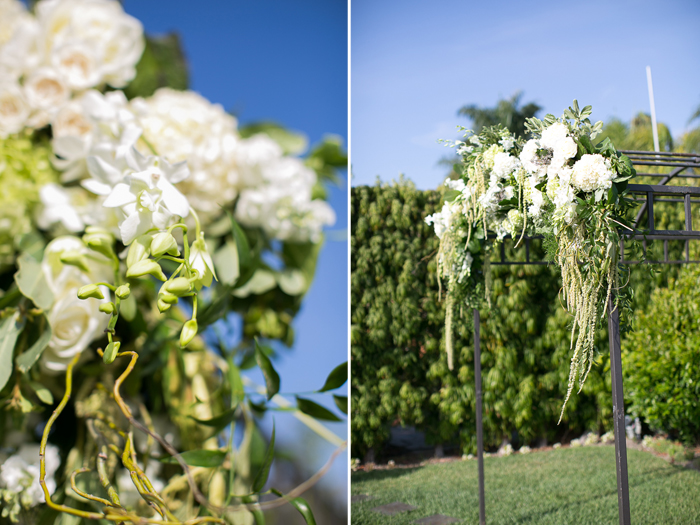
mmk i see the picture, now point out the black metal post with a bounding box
[608,296,631,525]
[474,308,486,525]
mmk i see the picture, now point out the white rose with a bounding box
[40,236,111,373]
[0,80,30,137]
[37,0,144,89]
[555,136,577,159]
[0,1,40,76]
[24,67,69,111]
[51,41,100,90]
[492,152,521,180]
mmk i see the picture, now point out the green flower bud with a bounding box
[103,341,120,364]
[164,277,192,296]
[126,234,153,268]
[180,319,198,348]
[160,291,179,305]
[157,298,172,313]
[115,284,131,299]
[77,284,104,300]
[60,251,91,273]
[83,228,115,259]
[150,232,180,258]
[126,259,167,281]
[99,302,115,314]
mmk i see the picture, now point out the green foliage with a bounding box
[350,180,613,458]
[622,265,700,445]
[122,34,188,99]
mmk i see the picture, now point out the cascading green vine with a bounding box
[427,101,640,418]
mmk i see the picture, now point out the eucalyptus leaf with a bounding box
[15,313,51,373]
[0,312,25,392]
[296,397,343,422]
[14,253,54,310]
[255,340,280,400]
[190,408,237,432]
[318,362,347,392]
[159,449,226,468]
[251,423,275,493]
[270,489,317,525]
[333,395,348,414]
[29,381,53,405]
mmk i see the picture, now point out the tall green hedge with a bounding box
[350,180,615,458]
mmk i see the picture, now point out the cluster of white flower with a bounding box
[37,86,335,244]
[0,0,143,137]
[0,444,60,510]
[425,200,459,239]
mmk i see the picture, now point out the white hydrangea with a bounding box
[525,176,545,217]
[235,157,335,243]
[492,152,521,180]
[519,139,547,179]
[571,154,614,192]
[540,122,569,149]
[131,88,241,218]
[0,444,60,508]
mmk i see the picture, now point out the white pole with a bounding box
[646,66,661,152]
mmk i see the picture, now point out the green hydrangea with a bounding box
[0,134,58,269]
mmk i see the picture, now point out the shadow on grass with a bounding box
[512,465,683,524]
[352,466,423,482]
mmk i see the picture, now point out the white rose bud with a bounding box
[23,68,69,112]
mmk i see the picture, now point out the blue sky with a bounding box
[352,0,700,190]
[123,0,348,508]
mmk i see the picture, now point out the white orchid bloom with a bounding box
[189,235,217,289]
[101,148,190,245]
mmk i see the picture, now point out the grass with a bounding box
[351,446,700,524]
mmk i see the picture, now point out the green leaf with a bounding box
[0,311,25,392]
[16,231,45,261]
[239,122,308,156]
[443,189,460,202]
[15,313,51,373]
[578,135,596,155]
[333,395,348,414]
[226,211,252,271]
[241,496,266,525]
[190,408,237,432]
[318,362,347,392]
[213,240,240,286]
[271,489,317,525]
[14,253,54,310]
[122,33,188,99]
[228,361,244,407]
[296,397,343,422]
[159,449,226,468]
[29,381,53,405]
[197,287,231,328]
[255,340,280,400]
[251,423,275,493]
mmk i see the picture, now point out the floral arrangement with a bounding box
[426,101,637,420]
[0,1,347,524]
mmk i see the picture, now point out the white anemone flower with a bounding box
[100,148,190,244]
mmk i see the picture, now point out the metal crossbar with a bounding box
[471,150,698,525]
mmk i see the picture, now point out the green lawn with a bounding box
[351,446,700,524]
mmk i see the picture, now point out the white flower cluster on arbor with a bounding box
[0,443,60,513]
[0,0,143,136]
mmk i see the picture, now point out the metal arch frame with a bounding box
[471,151,700,525]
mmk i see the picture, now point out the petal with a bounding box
[165,160,190,184]
[120,211,151,245]
[87,155,123,185]
[103,183,136,208]
[81,178,113,196]
[160,181,190,217]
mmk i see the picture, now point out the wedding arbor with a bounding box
[470,150,700,525]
